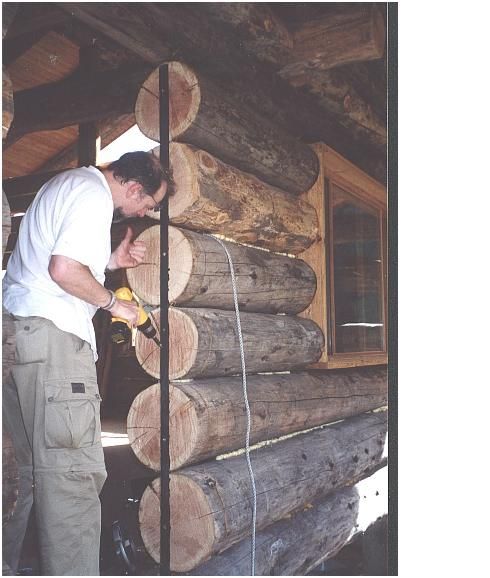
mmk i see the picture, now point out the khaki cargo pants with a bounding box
[2,315,107,576]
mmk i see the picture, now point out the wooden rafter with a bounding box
[4,62,152,146]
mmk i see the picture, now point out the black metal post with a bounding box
[159,64,171,576]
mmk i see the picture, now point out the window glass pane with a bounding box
[331,185,384,353]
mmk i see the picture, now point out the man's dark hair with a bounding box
[108,151,173,207]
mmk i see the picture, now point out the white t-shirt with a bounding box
[2,166,113,361]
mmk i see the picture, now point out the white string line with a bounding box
[206,234,258,576]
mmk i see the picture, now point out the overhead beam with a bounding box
[4,62,153,146]
[202,2,386,146]
[57,19,146,70]
[57,3,386,182]
[282,4,385,77]
[203,3,385,73]
[40,114,135,173]
[288,68,387,145]
[57,2,171,64]
[202,2,293,66]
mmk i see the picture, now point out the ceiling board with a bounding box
[7,30,79,91]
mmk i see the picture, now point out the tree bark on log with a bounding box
[135,62,319,195]
[3,66,14,141]
[138,410,387,571]
[147,144,319,254]
[127,225,317,312]
[190,465,388,576]
[127,367,387,471]
[135,307,324,380]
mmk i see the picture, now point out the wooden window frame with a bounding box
[300,144,387,369]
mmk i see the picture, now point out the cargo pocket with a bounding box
[13,317,49,365]
[44,379,102,450]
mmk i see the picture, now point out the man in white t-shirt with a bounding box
[2,151,168,575]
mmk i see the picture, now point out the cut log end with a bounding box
[127,382,161,470]
[135,309,161,379]
[127,383,199,471]
[126,226,161,306]
[135,307,200,380]
[139,475,215,572]
[148,144,200,221]
[135,62,201,142]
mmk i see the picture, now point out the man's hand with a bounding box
[109,299,140,327]
[107,227,146,271]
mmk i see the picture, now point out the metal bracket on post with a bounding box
[159,64,171,576]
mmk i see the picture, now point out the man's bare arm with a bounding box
[49,255,139,324]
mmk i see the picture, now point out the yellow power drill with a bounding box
[110,287,161,347]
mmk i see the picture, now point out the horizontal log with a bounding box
[127,225,317,312]
[127,367,387,471]
[5,62,153,146]
[203,3,385,74]
[288,67,387,145]
[148,144,319,253]
[201,3,293,67]
[136,62,320,195]
[281,4,385,77]
[202,3,386,146]
[190,465,388,575]
[3,141,319,250]
[138,410,387,571]
[61,3,386,182]
[135,307,324,380]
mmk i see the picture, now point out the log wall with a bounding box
[127,367,387,471]
[127,225,317,312]
[148,144,319,253]
[135,306,324,380]
[190,465,388,576]
[126,58,388,575]
[138,410,387,571]
[135,62,319,195]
